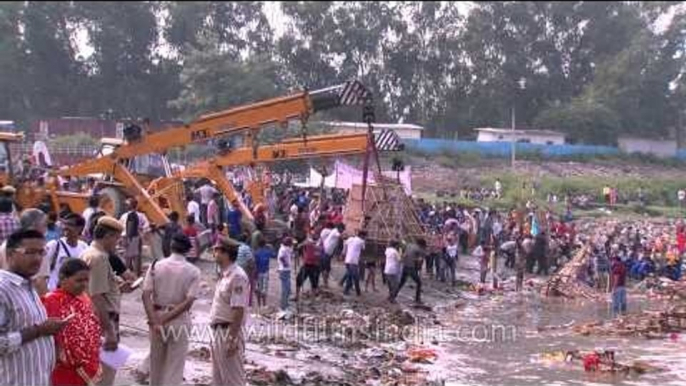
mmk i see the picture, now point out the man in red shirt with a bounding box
[329,207,344,226]
[676,224,686,255]
[610,255,627,317]
[295,234,321,301]
[183,215,200,263]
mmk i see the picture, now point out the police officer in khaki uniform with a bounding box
[210,239,249,386]
[80,216,124,386]
[142,233,201,386]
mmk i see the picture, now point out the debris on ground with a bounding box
[543,246,601,300]
[187,346,211,362]
[539,349,664,376]
[572,305,686,338]
[260,301,440,348]
[407,347,438,364]
[633,277,686,300]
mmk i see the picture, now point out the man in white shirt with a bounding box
[40,213,89,292]
[186,195,201,224]
[288,203,298,230]
[277,237,294,311]
[195,182,218,226]
[118,198,150,276]
[341,230,366,296]
[82,195,101,240]
[442,235,459,286]
[320,223,342,287]
[384,240,401,303]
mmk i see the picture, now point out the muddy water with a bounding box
[440,260,686,386]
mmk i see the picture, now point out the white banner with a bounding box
[299,160,412,194]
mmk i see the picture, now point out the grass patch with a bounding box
[417,172,686,218]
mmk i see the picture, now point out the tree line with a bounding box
[0,1,684,144]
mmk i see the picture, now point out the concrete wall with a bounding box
[618,137,677,158]
[477,131,565,145]
[404,138,619,157]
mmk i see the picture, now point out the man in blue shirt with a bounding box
[254,239,275,308]
[226,199,242,239]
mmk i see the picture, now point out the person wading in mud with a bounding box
[321,223,342,288]
[474,241,489,284]
[442,234,459,286]
[384,240,402,303]
[534,231,549,276]
[392,238,427,304]
[341,230,366,297]
[610,254,628,317]
[518,234,533,291]
[295,233,321,301]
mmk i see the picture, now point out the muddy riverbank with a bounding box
[112,242,686,386]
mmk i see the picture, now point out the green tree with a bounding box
[277,2,400,122]
[0,2,27,123]
[535,3,686,142]
[533,100,621,144]
[76,1,176,120]
[164,1,272,58]
[169,34,284,121]
[383,2,465,135]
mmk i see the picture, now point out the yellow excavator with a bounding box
[0,132,96,213]
[46,80,377,225]
[147,129,403,221]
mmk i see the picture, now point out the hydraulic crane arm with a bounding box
[151,130,402,221]
[76,80,373,162]
[52,80,374,224]
[202,132,373,169]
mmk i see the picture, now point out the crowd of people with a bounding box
[2,173,686,386]
[0,182,254,386]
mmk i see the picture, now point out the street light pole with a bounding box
[511,104,516,169]
[511,77,526,170]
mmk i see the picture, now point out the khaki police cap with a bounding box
[1,185,16,194]
[97,215,124,232]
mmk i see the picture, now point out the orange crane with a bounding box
[147,130,403,221]
[50,80,376,225]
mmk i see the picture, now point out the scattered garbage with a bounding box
[572,305,686,338]
[187,346,211,362]
[407,347,438,364]
[539,349,664,375]
[543,246,601,300]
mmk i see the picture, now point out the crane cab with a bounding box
[94,137,177,217]
[98,137,173,185]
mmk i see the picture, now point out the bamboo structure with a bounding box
[343,177,428,245]
[543,245,601,299]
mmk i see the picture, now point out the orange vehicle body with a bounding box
[50,81,374,226]
[148,131,386,221]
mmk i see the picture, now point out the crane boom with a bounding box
[149,130,402,221]
[61,80,373,165]
[51,80,375,224]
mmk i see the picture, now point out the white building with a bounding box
[319,121,424,140]
[618,136,677,158]
[0,121,16,131]
[475,128,566,145]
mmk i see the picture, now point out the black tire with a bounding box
[99,187,126,218]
